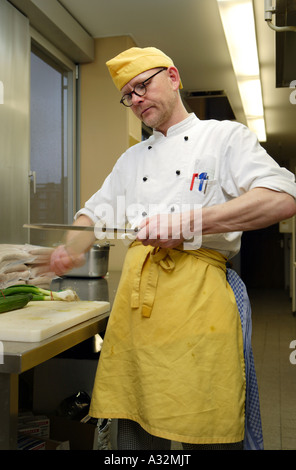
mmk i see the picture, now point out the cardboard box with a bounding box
[18,413,50,439]
[18,425,42,437]
[44,439,70,450]
[22,416,50,438]
[18,413,69,450]
[17,435,46,450]
[49,415,98,450]
[18,434,70,450]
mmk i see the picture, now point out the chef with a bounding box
[50,47,296,450]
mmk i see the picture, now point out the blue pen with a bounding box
[198,172,208,191]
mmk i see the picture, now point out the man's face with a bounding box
[121,67,179,133]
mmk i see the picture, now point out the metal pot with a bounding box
[65,242,111,278]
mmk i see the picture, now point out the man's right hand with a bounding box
[50,244,85,277]
[49,215,96,276]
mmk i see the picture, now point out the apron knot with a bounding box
[150,247,175,272]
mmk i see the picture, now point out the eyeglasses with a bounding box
[120,68,166,107]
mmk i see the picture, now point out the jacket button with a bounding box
[184,136,188,141]
[143,177,148,182]
[176,170,181,175]
[148,146,152,150]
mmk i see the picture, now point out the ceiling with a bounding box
[58,0,296,167]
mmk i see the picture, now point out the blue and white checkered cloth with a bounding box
[227,268,264,450]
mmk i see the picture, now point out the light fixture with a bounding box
[217,0,267,142]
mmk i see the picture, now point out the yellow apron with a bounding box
[90,242,246,444]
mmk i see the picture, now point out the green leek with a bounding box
[0,285,79,301]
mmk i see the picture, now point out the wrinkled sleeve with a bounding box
[219,124,296,199]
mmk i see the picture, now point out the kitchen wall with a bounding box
[79,36,142,271]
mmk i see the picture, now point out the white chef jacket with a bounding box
[76,114,296,258]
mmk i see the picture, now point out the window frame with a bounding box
[30,27,78,221]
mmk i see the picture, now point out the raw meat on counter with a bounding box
[0,244,56,289]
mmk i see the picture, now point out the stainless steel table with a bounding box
[0,271,121,450]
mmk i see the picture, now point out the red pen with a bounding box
[190,173,198,191]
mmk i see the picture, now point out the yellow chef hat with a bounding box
[106,46,183,91]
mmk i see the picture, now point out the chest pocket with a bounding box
[182,178,221,207]
[181,153,225,208]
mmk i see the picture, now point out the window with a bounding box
[29,40,76,246]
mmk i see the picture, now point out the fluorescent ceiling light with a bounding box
[217,0,266,141]
[247,118,267,143]
[238,79,264,116]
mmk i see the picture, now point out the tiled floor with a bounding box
[250,287,296,450]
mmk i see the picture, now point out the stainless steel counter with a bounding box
[0,271,121,450]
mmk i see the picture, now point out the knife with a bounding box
[23,223,139,233]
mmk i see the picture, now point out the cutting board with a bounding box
[0,300,110,342]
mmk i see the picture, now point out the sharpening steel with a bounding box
[23,223,138,233]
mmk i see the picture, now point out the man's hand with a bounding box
[49,215,96,276]
[50,244,85,277]
[136,211,196,248]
